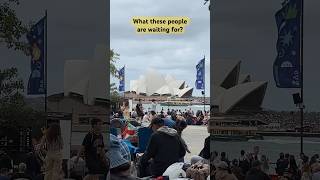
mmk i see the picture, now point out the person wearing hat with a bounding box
[213,161,238,180]
[107,134,137,180]
[245,160,271,180]
[139,117,186,177]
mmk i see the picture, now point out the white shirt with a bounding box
[151,102,157,112]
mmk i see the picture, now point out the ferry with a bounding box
[159,100,191,106]
[159,97,191,106]
[209,116,266,142]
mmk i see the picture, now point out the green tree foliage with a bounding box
[110,49,120,78]
[0,68,45,130]
[109,49,122,105]
[0,0,30,54]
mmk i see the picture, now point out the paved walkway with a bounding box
[182,125,209,162]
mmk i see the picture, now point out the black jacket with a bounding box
[245,168,271,180]
[199,136,210,159]
[141,126,186,177]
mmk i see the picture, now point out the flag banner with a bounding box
[273,0,301,88]
[27,17,46,94]
[118,66,125,92]
[195,58,205,89]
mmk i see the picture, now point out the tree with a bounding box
[110,49,120,78]
[0,68,45,130]
[0,0,30,55]
[109,49,122,107]
[0,67,24,106]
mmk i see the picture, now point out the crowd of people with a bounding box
[0,119,110,180]
[112,99,210,126]
[209,146,320,180]
[2,99,320,180]
[0,124,64,180]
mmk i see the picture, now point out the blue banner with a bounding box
[118,66,125,92]
[195,58,205,90]
[273,0,301,88]
[27,17,46,94]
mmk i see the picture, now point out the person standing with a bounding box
[261,155,270,175]
[252,146,261,161]
[121,100,130,119]
[245,160,271,180]
[276,153,288,176]
[151,99,157,112]
[39,124,64,180]
[288,155,300,180]
[136,99,144,120]
[75,119,109,180]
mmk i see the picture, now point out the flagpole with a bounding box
[300,0,304,154]
[45,10,48,127]
[123,65,125,101]
[203,56,205,115]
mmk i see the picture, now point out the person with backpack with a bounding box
[75,118,109,180]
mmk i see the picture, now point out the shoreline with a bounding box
[258,131,320,137]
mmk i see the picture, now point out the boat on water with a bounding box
[159,97,192,106]
[209,116,266,142]
[160,100,191,106]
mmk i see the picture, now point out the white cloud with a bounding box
[111,0,210,96]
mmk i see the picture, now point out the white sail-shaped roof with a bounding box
[212,59,268,113]
[155,85,173,96]
[129,70,193,97]
[130,80,138,92]
[64,44,108,105]
[213,59,241,86]
[218,81,267,113]
[238,74,251,84]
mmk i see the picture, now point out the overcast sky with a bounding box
[0,0,107,96]
[110,0,210,97]
[212,0,320,111]
[1,0,319,111]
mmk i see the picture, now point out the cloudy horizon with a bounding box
[110,0,210,97]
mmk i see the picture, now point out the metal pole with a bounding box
[45,10,48,127]
[203,90,206,117]
[300,0,304,154]
[203,56,205,115]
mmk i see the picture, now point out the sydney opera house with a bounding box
[129,69,193,98]
[212,59,268,114]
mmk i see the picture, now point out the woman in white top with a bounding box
[40,124,64,180]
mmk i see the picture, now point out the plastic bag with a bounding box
[163,162,186,179]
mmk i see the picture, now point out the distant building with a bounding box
[48,45,109,132]
[48,93,108,131]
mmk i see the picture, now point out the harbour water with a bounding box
[212,136,320,163]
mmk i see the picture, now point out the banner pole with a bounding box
[45,10,48,127]
[203,56,205,114]
[300,0,304,154]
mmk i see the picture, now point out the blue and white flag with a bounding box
[195,58,205,90]
[273,0,301,88]
[27,17,46,95]
[118,66,125,92]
